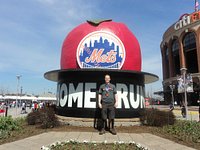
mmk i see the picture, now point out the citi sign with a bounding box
[57,82,145,109]
[76,31,126,69]
[174,11,200,30]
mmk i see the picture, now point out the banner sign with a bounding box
[177,74,193,93]
[186,74,194,93]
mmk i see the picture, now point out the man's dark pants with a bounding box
[101,103,115,129]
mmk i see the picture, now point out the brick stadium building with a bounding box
[161,10,200,105]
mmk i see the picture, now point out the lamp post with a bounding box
[169,84,175,108]
[16,75,22,109]
[180,68,188,120]
[20,86,23,106]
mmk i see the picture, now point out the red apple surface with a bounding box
[61,19,141,71]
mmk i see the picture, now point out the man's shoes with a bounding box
[105,126,109,131]
[99,128,105,135]
[110,128,117,135]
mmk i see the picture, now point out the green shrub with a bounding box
[163,120,200,142]
[26,107,59,128]
[0,130,10,139]
[0,116,21,131]
[140,108,176,127]
[0,116,23,139]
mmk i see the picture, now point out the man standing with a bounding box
[98,74,118,135]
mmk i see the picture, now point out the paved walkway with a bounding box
[148,105,199,122]
[0,107,32,118]
[0,131,196,150]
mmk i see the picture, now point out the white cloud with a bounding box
[0,0,168,94]
[0,0,100,75]
[36,0,101,37]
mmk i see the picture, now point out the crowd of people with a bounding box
[0,101,56,115]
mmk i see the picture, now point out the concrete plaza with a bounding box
[0,131,196,150]
[0,106,199,150]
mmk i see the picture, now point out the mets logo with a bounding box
[76,31,126,69]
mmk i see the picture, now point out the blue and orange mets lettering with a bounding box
[85,49,117,63]
[76,31,126,69]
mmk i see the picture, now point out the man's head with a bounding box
[105,74,111,84]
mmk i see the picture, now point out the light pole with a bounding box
[16,75,22,108]
[180,68,188,120]
[169,84,175,108]
[20,86,23,105]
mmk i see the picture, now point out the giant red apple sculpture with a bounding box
[61,19,141,71]
[44,19,158,118]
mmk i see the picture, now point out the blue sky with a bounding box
[0,0,196,95]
